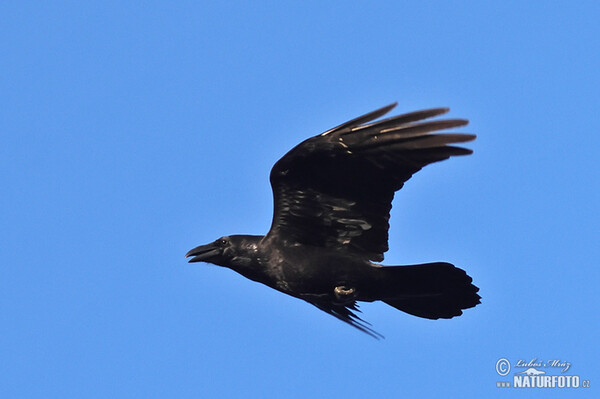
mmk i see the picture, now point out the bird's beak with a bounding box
[185,242,221,263]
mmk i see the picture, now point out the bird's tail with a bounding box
[373,262,480,319]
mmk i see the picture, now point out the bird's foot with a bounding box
[334,285,356,302]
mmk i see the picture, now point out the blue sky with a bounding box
[1,1,599,397]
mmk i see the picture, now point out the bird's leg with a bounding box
[334,285,356,302]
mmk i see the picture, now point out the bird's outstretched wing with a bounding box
[267,103,474,262]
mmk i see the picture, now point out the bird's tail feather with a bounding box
[374,262,480,319]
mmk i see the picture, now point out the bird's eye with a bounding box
[219,238,228,246]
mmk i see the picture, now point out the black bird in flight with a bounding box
[186,103,480,338]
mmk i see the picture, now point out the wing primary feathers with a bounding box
[351,107,450,132]
[312,302,384,339]
[438,145,474,156]
[356,133,476,151]
[380,118,468,134]
[320,102,398,136]
[406,133,476,148]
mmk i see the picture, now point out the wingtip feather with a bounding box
[321,102,398,136]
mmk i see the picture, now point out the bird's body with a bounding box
[187,103,480,337]
[191,235,370,300]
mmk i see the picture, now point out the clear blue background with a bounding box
[2,1,598,397]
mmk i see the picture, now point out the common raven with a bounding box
[186,103,480,338]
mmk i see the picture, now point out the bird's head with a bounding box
[185,235,260,268]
